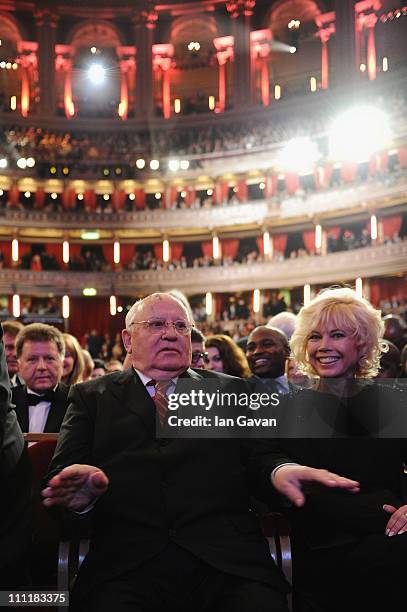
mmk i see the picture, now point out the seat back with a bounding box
[25,434,60,588]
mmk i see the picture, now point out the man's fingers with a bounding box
[281,482,305,507]
[383,504,397,514]
[90,471,109,490]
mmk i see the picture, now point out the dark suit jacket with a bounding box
[12,383,70,433]
[0,326,31,587]
[47,367,290,599]
[274,385,407,551]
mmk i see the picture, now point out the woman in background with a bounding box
[205,334,251,378]
[62,333,85,386]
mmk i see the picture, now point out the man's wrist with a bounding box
[270,462,299,483]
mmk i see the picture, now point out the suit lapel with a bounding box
[110,368,156,433]
[44,384,68,433]
[12,386,29,433]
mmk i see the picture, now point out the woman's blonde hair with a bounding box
[290,287,385,378]
[62,333,85,385]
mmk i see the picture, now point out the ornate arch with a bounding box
[0,12,24,45]
[170,15,218,44]
[67,19,123,51]
[268,0,321,33]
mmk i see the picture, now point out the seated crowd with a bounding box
[1,286,407,612]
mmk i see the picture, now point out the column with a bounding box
[213,36,233,112]
[35,6,58,115]
[364,12,378,80]
[333,0,357,87]
[217,52,228,112]
[117,48,135,120]
[226,0,256,109]
[315,14,336,90]
[153,45,174,119]
[250,30,272,106]
[132,2,157,119]
[55,46,75,118]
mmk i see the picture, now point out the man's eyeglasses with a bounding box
[191,351,210,364]
[130,319,193,335]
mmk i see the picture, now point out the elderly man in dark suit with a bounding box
[0,324,31,589]
[12,323,69,433]
[42,293,359,612]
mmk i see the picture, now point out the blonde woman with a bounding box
[62,333,85,386]
[275,287,407,612]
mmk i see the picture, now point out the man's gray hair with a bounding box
[125,293,192,330]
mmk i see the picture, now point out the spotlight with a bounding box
[26,157,35,167]
[180,191,187,198]
[180,160,189,170]
[62,167,69,175]
[129,193,135,201]
[207,189,213,196]
[329,106,391,162]
[259,182,265,190]
[51,192,58,199]
[77,193,84,200]
[0,61,5,69]
[168,160,179,172]
[278,137,321,173]
[289,46,297,53]
[24,191,31,198]
[103,194,110,201]
[50,166,57,174]
[17,158,27,169]
[90,46,97,54]
[0,158,7,168]
[88,64,105,85]
[154,192,162,200]
[103,168,110,176]
[150,160,159,170]
[136,158,146,169]
[115,167,122,175]
[12,63,18,70]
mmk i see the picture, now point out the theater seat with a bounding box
[261,512,292,610]
[25,433,60,589]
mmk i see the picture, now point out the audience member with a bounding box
[274,287,407,611]
[105,359,123,373]
[267,312,297,340]
[190,327,208,368]
[245,326,291,394]
[62,333,85,386]
[2,319,25,387]
[91,358,107,378]
[12,323,69,433]
[205,334,251,377]
[376,339,401,379]
[0,323,32,589]
[82,349,95,381]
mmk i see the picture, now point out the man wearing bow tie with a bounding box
[12,323,69,433]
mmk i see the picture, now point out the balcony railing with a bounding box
[0,173,406,233]
[0,241,405,296]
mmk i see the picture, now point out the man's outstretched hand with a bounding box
[42,464,109,511]
[272,465,360,507]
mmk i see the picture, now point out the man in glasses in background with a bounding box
[191,327,209,369]
[43,292,360,612]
